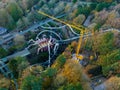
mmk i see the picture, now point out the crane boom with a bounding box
[76,31,84,60]
[38,11,85,31]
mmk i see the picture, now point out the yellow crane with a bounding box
[37,10,87,61]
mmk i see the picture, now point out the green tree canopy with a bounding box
[6,2,23,22]
[0,8,15,30]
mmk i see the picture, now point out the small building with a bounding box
[0,27,7,35]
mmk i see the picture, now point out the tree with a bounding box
[8,45,17,55]
[64,3,73,13]
[0,47,8,58]
[16,16,30,29]
[52,54,66,69]
[41,68,57,89]
[93,10,109,25]
[53,73,66,88]
[8,58,18,78]
[58,83,83,90]
[105,76,120,90]
[97,0,113,2]
[14,34,25,50]
[21,75,42,90]
[72,0,78,3]
[73,14,86,25]
[53,1,65,15]
[105,10,120,29]
[0,8,15,30]
[62,60,82,83]
[95,2,111,11]
[114,33,120,48]
[6,2,23,22]
[68,9,78,20]
[0,74,10,89]
[0,88,7,90]
[77,6,91,17]
[48,0,56,8]
[93,32,114,55]
[102,61,120,76]
[8,57,29,78]
[70,41,77,53]
[17,57,29,75]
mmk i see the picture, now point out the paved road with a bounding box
[94,83,106,90]
[83,15,93,27]
[0,49,30,62]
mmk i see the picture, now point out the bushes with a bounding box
[0,47,8,58]
[93,32,114,55]
[52,54,66,69]
[77,6,91,17]
[72,0,78,3]
[103,62,120,76]
[95,2,112,11]
[21,75,42,90]
[8,57,29,78]
[58,83,83,90]
[0,88,8,90]
[105,76,120,90]
[97,49,120,67]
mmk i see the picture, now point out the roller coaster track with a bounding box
[40,24,66,30]
[36,30,62,40]
[0,61,13,78]
[58,28,120,44]
[40,23,79,36]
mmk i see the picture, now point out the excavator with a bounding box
[37,10,89,62]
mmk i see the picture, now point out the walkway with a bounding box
[0,49,30,62]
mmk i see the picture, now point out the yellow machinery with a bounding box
[37,10,87,61]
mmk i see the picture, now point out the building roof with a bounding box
[0,27,7,35]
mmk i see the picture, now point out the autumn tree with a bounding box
[0,74,10,89]
[64,3,73,13]
[105,76,120,90]
[53,73,66,88]
[73,14,86,25]
[62,60,82,83]
[93,32,114,55]
[93,10,109,25]
[14,34,25,49]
